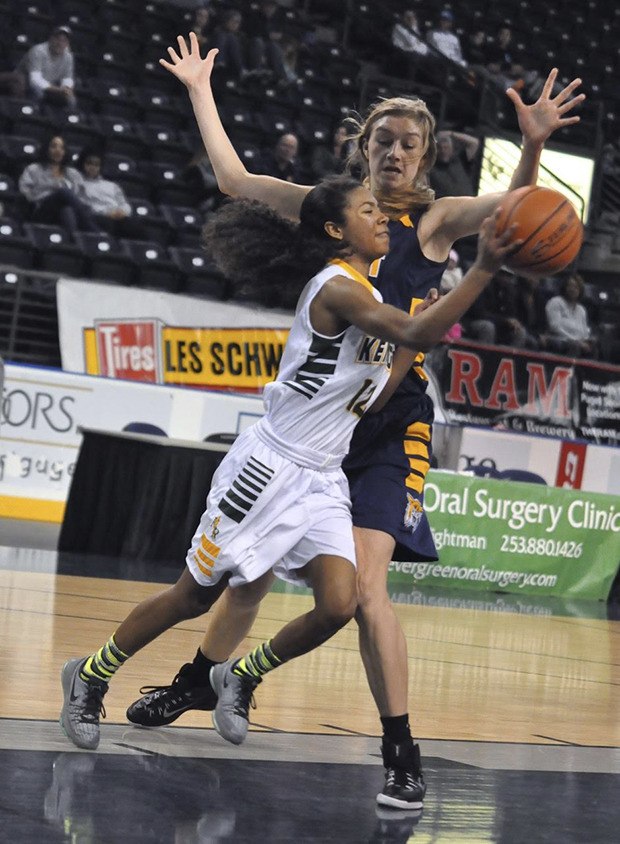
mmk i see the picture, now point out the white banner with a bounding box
[457,426,620,495]
[0,363,264,521]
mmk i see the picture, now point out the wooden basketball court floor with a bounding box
[0,518,618,843]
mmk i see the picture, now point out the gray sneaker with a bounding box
[60,657,108,750]
[210,660,261,745]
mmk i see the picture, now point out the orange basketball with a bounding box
[495,186,584,277]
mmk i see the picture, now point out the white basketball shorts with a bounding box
[185,425,356,588]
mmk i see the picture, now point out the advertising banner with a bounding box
[388,470,620,601]
[455,425,620,495]
[57,279,293,392]
[425,340,620,445]
[0,363,264,521]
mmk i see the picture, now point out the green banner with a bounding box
[388,471,620,600]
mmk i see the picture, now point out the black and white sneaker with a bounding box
[126,662,217,727]
[376,739,426,810]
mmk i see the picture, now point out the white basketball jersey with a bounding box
[261,259,394,467]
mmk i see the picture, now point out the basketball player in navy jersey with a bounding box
[60,177,521,773]
[127,33,585,810]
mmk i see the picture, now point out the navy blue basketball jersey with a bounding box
[369,209,447,311]
[368,208,448,403]
[343,209,447,562]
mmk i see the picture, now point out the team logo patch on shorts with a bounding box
[404,493,424,533]
[210,516,221,540]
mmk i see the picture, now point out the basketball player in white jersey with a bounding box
[60,176,519,765]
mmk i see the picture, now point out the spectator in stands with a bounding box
[429,130,479,198]
[279,35,302,88]
[427,10,467,69]
[212,8,248,81]
[14,25,76,108]
[260,132,304,182]
[439,249,464,342]
[462,269,529,347]
[513,275,548,350]
[247,1,295,86]
[485,39,561,103]
[310,123,353,181]
[484,25,516,87]
[391,9,434,81]
[184,148,224,211]
[18,133,100,239]
[545,272,598,358]
[76,148,148,241]
[0,39,27,97]
[439,249,463,294]
[465,29,489,68]
[188,4,216,55]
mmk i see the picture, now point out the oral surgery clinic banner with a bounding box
[388,471,620,601]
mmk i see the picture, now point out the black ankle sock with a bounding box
[381,714,412,745]
[190,648,219,684]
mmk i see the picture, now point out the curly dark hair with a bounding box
[202,175,363,308]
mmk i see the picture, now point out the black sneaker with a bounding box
[376,739,426,810]
[126,662,217,727]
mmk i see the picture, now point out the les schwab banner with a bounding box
[389,471,620,601]
[57,280,293,391]
[83,321,288,391]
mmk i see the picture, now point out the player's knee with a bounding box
[171,573,219,619]
[227,575,271,609]
[317,591,356,631]
[179,589,215,619]
[356,567,388,611]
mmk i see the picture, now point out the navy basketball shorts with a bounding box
[344,417,438,563]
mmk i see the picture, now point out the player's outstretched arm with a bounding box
[160,33,310,219]
[322,211,519,352]
[430,69,585,246]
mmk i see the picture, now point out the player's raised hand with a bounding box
[159,33,218,91]
[506,68,586,145]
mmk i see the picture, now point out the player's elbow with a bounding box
[221,167,252,198]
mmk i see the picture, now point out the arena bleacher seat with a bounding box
[0,173,25,220]
[73,231,135,285]
[0,218,33,269]
[23,223,85,276]
[145,162,196,207]
[0,135,39,179]
[169,246,229,299]
[159,205,203,247]
[120,238,179,291]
